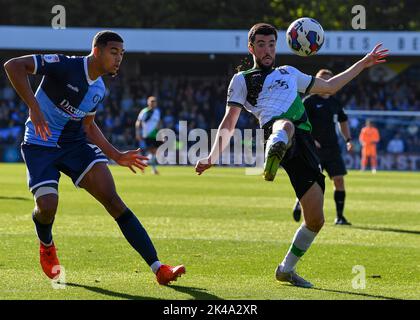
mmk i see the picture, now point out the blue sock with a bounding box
[115,208,159,266]
[32,212,53,246]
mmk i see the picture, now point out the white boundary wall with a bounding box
[0,26,419,56]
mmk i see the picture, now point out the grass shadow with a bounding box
[351,225,420,236]
[166,285,223,300]
[310,287,403,300]
[66,282,159,300]
[0,196,31,201]
[66,283,223,300]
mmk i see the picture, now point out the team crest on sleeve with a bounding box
[43,54,60,63]
[93,94,101,104]
[227,88,233,99]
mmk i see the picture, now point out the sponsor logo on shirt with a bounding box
[268,80,289,90]
[57,99,86,120]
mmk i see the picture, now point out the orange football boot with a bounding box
[156,264,186,285]
[39,243,61,279]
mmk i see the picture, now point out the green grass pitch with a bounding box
[0,163,419,300]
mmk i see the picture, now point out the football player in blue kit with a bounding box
[3,31,185,285]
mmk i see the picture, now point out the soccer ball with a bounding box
[286,17,325,57]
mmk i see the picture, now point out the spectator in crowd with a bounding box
[387,133,405,154]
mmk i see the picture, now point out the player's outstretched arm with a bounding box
[83,115,149,173]
[195,105,241,175]
[310,43,389,95]
[3,56,51,141]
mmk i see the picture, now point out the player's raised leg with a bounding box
[78,162,185,285]
[264,119,294,181]
[276,182,324,288]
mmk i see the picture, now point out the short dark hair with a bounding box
[93,30,124,48]
[148,96,157,103]
[248,23,278,44]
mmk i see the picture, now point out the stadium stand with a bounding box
[1,67,419,154]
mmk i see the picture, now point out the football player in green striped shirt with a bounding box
[136,96,162,174]
[196,23,388,288]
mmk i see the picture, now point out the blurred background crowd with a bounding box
[1,0,419,163]
[1,65,419,153]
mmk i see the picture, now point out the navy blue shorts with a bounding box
[21,141,108,194]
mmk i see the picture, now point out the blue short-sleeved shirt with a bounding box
[26,54,105,147]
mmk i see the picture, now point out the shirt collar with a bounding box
[84,56,98,85]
